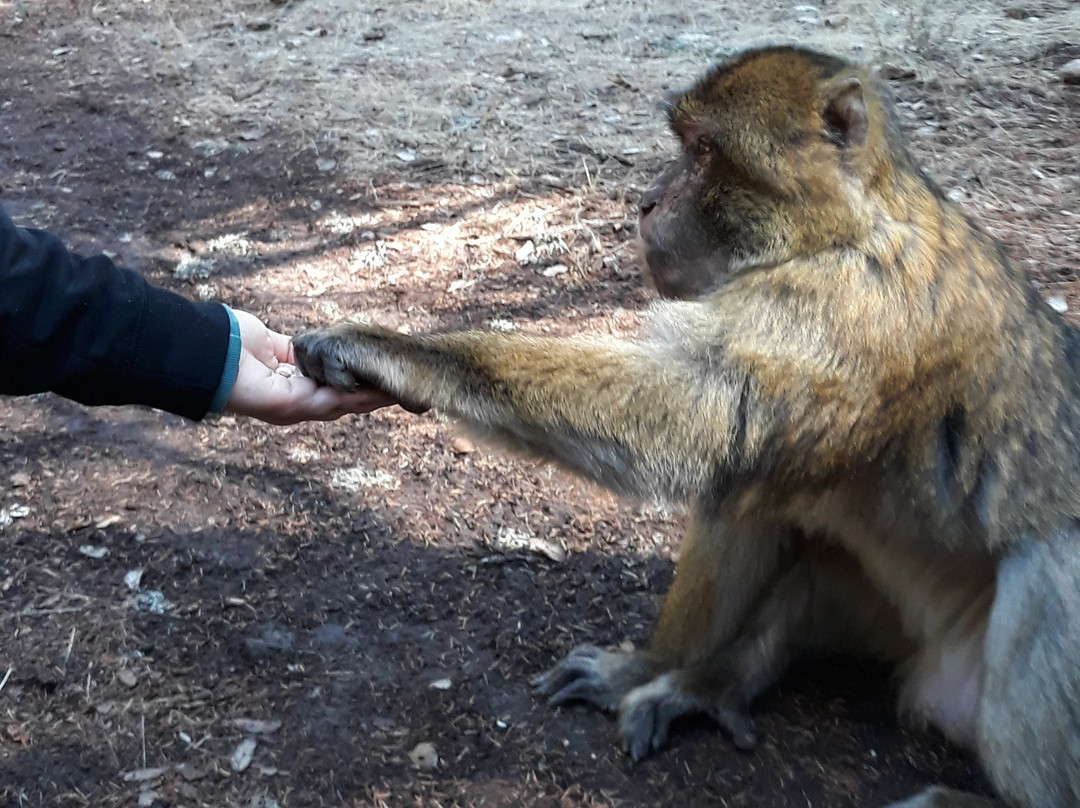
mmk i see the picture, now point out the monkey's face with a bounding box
[637,97,815,301]
[639,49,874,301]
[638,140,735,300]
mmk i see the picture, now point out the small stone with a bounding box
[1004,5,1034,19]
[130,590,172,615]
[10,472,30,488]
[514,240,535,264]
[124,569,144,591]
[117,669,138,688]
[450,436,475,455]
[429,678,453,690]
[880,63,917,81]
[1047,294,1068,314]
[315,157,337,172]
[79,545,109,559]
[1061,59,1080,85]
[542,263,569,277]
[409,742,439,770]
[231,737,258,772]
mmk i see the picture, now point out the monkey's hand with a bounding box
[292,323,433,414]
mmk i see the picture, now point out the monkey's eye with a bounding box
[692,136,713,159]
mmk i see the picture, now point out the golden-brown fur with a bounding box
[294,47,1080,808]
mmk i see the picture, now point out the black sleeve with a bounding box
[0,207,231,420]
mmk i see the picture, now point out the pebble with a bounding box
[1061,59,1080,85]
[1047,294,1068,314]
[1004,5,1035,19]
[880,63,917,81]
[230,737,258,772]
[450,435,475,455]
[409,742,439,770]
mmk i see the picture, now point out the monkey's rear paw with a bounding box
[532,645,655,714]
[618,674,756,760]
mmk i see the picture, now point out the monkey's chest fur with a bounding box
[780,479,994,747]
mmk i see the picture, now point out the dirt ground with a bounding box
[1,1,1077,806]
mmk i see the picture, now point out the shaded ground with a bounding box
[1,1,1078,806]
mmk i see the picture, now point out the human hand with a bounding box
[224,310,397,425]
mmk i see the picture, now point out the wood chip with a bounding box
[122,767,168,783]
[228,718,282,735]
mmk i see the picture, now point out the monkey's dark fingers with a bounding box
[545,676,623,712]
[294,328,433,414]
[531,645,606,691]
[293,330,362,392]
[711,692,757,751]
[532,646,626,712]
[619,675,697,760]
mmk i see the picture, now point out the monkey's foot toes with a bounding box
[618,676,756,761]
[711,686,757,751]
[532,645,654,714]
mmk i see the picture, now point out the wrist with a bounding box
[209,305,242,412]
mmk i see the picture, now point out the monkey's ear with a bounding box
[823,77,868,148]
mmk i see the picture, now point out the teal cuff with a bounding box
[209,305,242,413]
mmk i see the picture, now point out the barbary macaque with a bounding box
[294,46,1080,808]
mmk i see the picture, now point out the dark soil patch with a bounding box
[3,3,1077,807]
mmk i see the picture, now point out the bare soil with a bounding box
[1,2,1077,806]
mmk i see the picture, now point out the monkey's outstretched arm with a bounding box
[293,322,753,502]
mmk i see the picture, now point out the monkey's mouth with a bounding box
[641,245,729,300]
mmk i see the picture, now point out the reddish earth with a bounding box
[2,2,1077,806]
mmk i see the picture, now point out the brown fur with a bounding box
[294,47,1080,808]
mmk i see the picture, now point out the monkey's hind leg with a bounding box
[618,542,911,760]
[534,512,790,756]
